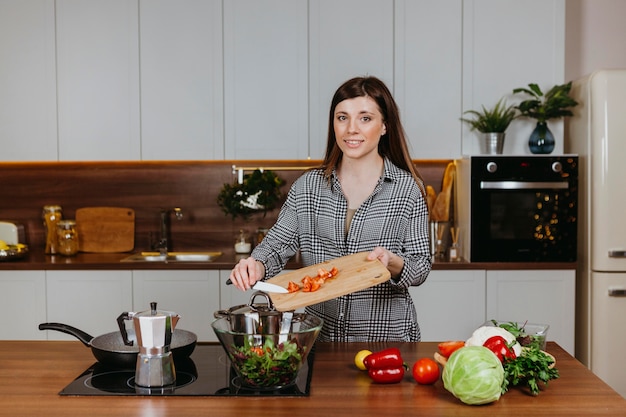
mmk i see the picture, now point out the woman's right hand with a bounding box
[229,257,266,291]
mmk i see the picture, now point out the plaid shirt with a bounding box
[251,158,432,342]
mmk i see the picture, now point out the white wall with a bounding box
[565,0,626,81]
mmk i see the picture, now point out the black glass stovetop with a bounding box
[59,344,313,397]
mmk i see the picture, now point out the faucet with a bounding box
[157,207,183,255]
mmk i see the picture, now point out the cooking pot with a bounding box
[38,322,197,369]
[214,291,292,334]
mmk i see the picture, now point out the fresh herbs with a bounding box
[230,337,304,387]
[501,344,559,396]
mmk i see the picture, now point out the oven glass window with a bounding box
[489,191,562,241]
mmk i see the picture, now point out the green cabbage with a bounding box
[442,346,504,405]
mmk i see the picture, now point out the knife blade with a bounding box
[252,281,289,294]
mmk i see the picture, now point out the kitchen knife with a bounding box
[252,281,289,293]
[225,278,289,294]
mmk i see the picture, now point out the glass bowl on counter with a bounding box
[483,320,549,350]
[211,313,323,389]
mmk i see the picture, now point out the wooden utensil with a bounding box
[263,252,391,312]
[75,207,135,253]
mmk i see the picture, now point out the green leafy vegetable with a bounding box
[230,337,305,387]
[501,344,559,396]
[442,346,504,405]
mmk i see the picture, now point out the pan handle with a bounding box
[38,322,94,347]
[116,312,135,346]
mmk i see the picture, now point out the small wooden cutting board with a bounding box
[264,252,391,312]
[75,207,135,253]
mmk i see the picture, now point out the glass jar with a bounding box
[234,229,251,254]
[56,220,79,256]
[42,205,62,254]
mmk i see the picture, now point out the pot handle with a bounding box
[249,291,275,311]
[214,309,231,319]
[116,311,135,346]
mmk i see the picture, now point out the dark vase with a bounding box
[528,121,555,154]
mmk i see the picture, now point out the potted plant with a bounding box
[512,82,579,154]
[217,169,285,221]
[461,98,518,155]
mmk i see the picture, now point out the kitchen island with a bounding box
[1,341,623,417]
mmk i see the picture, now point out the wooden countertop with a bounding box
[0,248,576,271]
[1,341,623,416]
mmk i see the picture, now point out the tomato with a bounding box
[437,340,465,358]
[354,349,372,371]
[412,358,440,385]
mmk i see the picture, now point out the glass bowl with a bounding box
[483,320,549,350]
[211,313,323,389]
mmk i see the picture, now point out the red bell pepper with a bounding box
[363,347,406,384]
[363,347,403,370]
[483,335,517,362]
[368,367,405,384]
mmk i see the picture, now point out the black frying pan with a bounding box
[38,322,197,369]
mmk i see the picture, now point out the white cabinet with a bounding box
[0,0,57,161]
[486,269,575,355]
[394,0,463,159]
[132,270,220,342]
[462,0,566,156]
[0,271,47,340]
[308,0,394,159]
[45,270,133,340]
[223,0,308,160]
[409,270,486,341]
[139,0,224,160]
[55,0,140,160]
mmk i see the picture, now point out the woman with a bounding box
[229,76,432,341]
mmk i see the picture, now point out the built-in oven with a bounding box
[456,156,578,262]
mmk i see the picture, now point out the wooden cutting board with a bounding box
[75,207,135,253]
[264,252,391,312]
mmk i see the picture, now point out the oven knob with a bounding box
[486,162,498,173]
[552,161,563,173]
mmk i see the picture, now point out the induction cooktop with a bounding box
[59,344,314,397]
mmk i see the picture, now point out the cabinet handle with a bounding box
[608,288,626,297]
[608,250,626,258]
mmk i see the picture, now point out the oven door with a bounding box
[470,179,577,262]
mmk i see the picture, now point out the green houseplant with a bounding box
[512,82,579,154]
[217,169,285,220]
[461,98,518,154]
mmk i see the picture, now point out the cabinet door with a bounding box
[394,0,463,159]
[409,270,485,341]
[0,271,46,340]
[462,0,565,155]
[0,0,57,161]
[45,271,133,340]
[486,269,575,355]
[308,0,394,159]
[223,0,308,159]
[139,0,224,160]
[133,270,220,342]
[56,0,140,160]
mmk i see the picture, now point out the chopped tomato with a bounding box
[287,281,300,293]
[437,341,465,358]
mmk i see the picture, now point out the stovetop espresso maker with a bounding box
[117,302,180,388]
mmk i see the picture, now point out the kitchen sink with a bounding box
[120,251,222,263]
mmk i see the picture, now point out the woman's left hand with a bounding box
[367,247,404,279]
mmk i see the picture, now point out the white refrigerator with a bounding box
[567,69,626,398]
